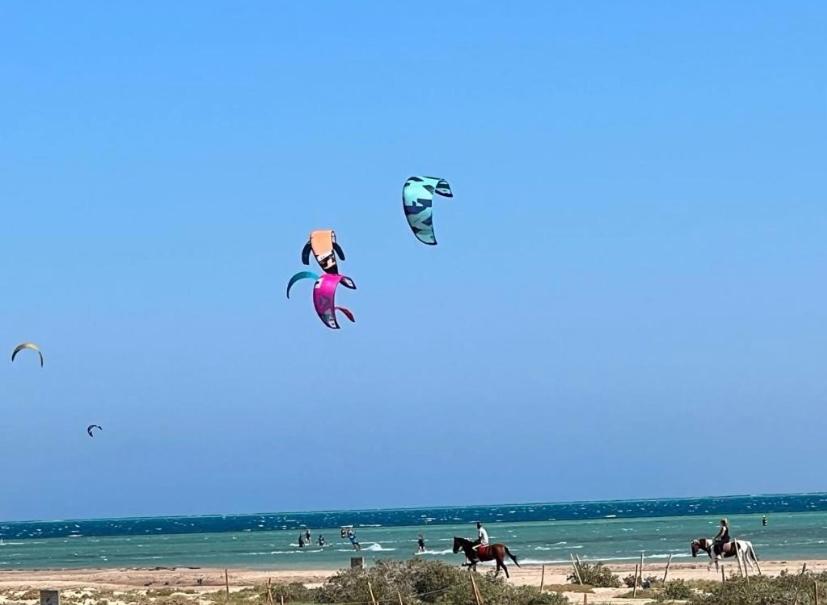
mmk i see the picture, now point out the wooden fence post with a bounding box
[743,549,750,584]
[632,564,639,598]
[639,553,645,586]
[367,580,377,605]
[398,590,405,605]
[815,580,819,605]
[470,572,483,605]
[663,554,673,583]
[721,567,726,583]
[539,564,545,592]
[570,554,583,585]
[224,569,230,601]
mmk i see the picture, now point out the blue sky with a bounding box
[0,2,825,521]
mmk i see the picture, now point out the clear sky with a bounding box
[0,2,825,521]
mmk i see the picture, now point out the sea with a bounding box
[1,494,825,570]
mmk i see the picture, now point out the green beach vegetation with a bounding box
[566,561,622,588]
[3,565,826,605]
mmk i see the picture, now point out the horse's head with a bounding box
[690,538,709,557]
[452,536,463,554]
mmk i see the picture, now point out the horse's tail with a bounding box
[505,546,520,567]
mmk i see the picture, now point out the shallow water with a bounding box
[1,494,825,570]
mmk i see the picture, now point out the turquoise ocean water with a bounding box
[1,494,825,570]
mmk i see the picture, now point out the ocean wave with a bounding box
[363,543,395,552]
[415,549,454,556]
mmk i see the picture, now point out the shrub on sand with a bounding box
[687,570,827,605]
[568,562,622,588]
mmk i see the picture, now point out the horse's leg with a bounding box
[502,559,510,579]
[750,545,762,575]
[742,546,753,573]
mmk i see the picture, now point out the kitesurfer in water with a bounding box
[298,534,305,548]
[318,534,326,547]
[417,534,426,553]
[305,529,311,543]
[347,528,361,551]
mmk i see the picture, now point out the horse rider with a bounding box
[473,522,490,554]
[713,518,730,557]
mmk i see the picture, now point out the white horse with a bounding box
[691,537,762,573]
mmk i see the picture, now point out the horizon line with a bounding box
[3,490,824,526]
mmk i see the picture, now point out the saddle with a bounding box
[714,539,734,556]
[475,545,491,559]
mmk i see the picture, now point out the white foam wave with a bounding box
[363,543,395,552]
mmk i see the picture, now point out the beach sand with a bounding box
[0,560,824,603]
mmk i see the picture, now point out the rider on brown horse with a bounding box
[453,533,520,578]
[473,522,490,556]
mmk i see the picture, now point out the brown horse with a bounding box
[453,536,520,578]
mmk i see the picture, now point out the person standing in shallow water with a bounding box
[417,534,426,553]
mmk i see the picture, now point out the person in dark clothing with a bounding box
[712,518,730,555]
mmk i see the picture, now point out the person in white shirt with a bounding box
[473,522,489,552]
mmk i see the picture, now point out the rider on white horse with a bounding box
[713,518,730,558]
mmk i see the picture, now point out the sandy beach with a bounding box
[0,560,824,602]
